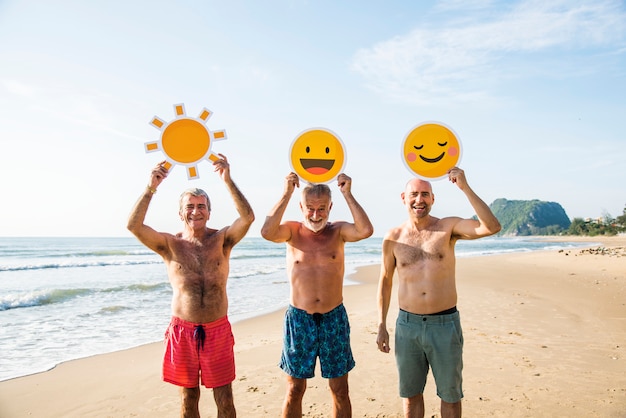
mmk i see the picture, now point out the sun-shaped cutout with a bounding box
[144,103,227,179]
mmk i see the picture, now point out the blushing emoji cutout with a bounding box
[289,128,346,184]
[144,103,227,180]
[402,122,462,180]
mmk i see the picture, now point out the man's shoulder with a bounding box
[282,220,303,233]
[284,220,302,226]
[435,216,465,231]
[382,223,407,242]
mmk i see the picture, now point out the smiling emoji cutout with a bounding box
[402,122,462,180]
[290,128,346,184]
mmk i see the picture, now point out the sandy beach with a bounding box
[1,236,624,417]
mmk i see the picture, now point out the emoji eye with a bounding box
[413,145,424,150]
[325,147,330,153]
[306,146,310,153]
[438,142,448,146]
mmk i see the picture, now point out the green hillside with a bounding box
[489,198,571,236]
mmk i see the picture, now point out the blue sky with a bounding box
[0,0,624,237]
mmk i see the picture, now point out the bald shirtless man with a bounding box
[261,172,373,418]
[127,155,254,418]
[376,167,501,418]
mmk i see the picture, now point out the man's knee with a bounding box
[440,399,462,418]
[404,393,424,408]
[181,386,200,403]
[328,375,350,400]
[286,377,307,399]
[181,386,201,416]
[213,383,234,405]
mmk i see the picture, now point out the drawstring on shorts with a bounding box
[194,325,206,352]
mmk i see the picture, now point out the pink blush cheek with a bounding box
[407,152,417,162]
[448,147,458,157]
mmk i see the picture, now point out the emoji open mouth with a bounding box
[300,158,335,175]
[419,152,445,163]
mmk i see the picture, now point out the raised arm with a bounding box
[376,233,397,353]
[260,172,299,243]
[448,167,501,239]
[337,173,374,242]
[213,154,255,246]
[127,161,170,254]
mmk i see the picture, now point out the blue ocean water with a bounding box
[0,236,593,381]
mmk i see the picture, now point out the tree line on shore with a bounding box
[567,207,626,236]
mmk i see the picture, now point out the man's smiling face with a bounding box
[402,179,434,219]
[300,194,332,233]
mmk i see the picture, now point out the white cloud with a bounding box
[435,0,498,12]
[1,79,37,98]
[350,0,626,105]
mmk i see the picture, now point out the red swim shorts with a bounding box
[163,316,235,388]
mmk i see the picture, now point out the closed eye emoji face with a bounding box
[290,128,346,184]
[402,122,462,180]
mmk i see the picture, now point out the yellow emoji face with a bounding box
[290,128,346,184]
[402,122,462,180]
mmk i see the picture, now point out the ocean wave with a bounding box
[70,249,153,257]
[0,246,155,258]
[0,259,162,272]
[97,305,133,314]
[229,265,285,279]
[125,283,168,292]
[455,241,595,257]
[0,288,92,311]
[0,282,169,311]
[230,252,285,260]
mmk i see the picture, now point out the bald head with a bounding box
[405,178,433,194]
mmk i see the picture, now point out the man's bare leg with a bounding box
[403,393,425,418]
[282,375,306,418]
[329,374,351,417]
[180,386,200,418]
[213,383,236,418]
[441,399,461,418]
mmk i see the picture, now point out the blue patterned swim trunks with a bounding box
[280,304,355,379]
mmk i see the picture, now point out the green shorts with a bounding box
[395,309,463,403]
